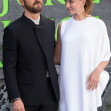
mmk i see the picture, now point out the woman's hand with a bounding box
[87,61,109,91]
[87,69,101,90]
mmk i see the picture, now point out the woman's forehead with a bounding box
[65,0,81,2]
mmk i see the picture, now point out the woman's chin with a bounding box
[68,12,74,15]
[68,11,75,15]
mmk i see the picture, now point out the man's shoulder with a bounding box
[6,16,23,31]
[41,16,55,25]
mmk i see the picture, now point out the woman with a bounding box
[54,0,111,111]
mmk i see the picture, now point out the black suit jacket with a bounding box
[3,14,59,106]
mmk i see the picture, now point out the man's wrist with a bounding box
[11,97,21,103]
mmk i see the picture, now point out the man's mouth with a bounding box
[33,1,42,6]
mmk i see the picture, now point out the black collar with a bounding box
[21,13,44,27]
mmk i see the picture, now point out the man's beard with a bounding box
[24,0,43,13]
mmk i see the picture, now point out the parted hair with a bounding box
[84,0,93,15]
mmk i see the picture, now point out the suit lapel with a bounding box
[33,16,49,60]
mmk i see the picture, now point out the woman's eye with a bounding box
[70,1,73,4]
[65,0,74,4]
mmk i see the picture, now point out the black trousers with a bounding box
[25,77,58,111]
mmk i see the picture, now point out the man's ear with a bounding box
[19,0,24,7]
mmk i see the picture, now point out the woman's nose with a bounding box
[65,2,70,9]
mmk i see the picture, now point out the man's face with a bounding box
[23,0,43,13]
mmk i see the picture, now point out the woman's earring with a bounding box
[81,5,83,7]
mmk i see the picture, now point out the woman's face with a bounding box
[65,0,84,15]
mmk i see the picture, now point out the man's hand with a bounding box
[12,98,25,111]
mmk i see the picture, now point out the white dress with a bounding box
[59,16,111,111]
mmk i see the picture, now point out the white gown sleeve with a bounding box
[100,22,111,61]
[98,22,110,97]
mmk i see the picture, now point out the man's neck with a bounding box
[24,10,40,20]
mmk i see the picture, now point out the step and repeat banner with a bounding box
[0,0,111,110]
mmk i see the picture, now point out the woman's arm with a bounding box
[54,23,62,65]
[87,61,109,90]
[87,21,111,91]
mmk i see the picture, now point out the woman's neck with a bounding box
[74,11,89,21]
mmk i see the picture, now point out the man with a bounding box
[3,0,59,111]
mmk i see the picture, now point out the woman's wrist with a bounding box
[96,66,103,74]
